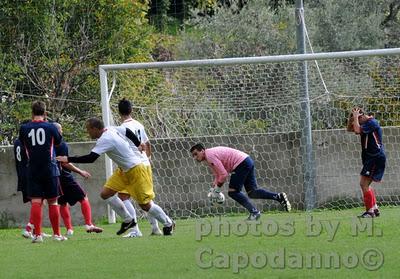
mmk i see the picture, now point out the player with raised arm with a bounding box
[56,118,175,236]
[19,101,65,243]
[347,107,386,218]
[190,144,291,220]
[53,123,103,236]
[117,98,162,237]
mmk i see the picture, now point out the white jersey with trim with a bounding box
[91,126,143,171]
[121,119,150,166]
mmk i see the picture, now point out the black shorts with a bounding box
[17,172,30,203]
[58,175,86,206]
[27,175,61,199]
[361,154,386,182]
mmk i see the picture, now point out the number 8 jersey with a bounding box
[19,120,62,177]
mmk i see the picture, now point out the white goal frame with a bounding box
[99,48,400,223]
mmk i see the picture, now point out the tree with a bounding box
[0,0,154,143]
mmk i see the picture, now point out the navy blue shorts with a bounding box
[229,157,258,192]
[360,154,386,182]
[27,175,61,199]
[17,172,30,203]
[58,175,86,206]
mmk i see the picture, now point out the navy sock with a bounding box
[248,189,279,200]
[228,191,258,213]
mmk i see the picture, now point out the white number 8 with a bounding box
[16,146,22,162]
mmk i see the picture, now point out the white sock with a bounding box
[105,195,132,222]
[123,199,140,230]
[146,212,160,231]
[122,199,137,221]
[147,203,172,227]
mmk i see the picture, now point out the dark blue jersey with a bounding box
[360,118,385,159]
[13,138,28,191]
[55,141,74,177]
[19,120,62,177]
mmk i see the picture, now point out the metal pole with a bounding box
[296,0,316,210]
[99,67,116,223]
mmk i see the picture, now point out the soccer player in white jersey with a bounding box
[117,98,162,237]
[56,118,175,236]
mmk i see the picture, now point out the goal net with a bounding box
[99,48,400,218]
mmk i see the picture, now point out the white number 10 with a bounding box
[28,128,46,146]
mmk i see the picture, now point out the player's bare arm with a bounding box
[352,107,362,134]
[61,162,91,178]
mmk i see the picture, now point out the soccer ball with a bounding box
[208,191,225,206]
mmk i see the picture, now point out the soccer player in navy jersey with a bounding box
[347,107,386,218]
[53,123,103,236]
[14,135,33,238]
[18,101,65,243]
[14,121,52,239]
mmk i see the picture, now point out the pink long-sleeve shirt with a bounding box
[205,146,248,186]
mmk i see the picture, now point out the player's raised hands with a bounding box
[352,107,363,119]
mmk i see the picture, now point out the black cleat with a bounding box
[162,221,175,236]
[278,192,291,212]
[116,219,136,235]
[373,208,380,217]
[358,211,376,218]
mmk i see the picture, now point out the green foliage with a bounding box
[0,0,154,143]
[306,0,387,51]
[177,0,297,59]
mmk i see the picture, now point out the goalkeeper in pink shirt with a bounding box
[190,143,291,220]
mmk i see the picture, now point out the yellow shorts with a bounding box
[105,164,155,204]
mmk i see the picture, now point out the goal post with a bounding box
[99,48,400,222]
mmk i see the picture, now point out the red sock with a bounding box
[29,202,34,225]
[48,204,61,236]
[31,202,42,236]
[363,189,374,211]
[60,204,73,230]
[370,188,377,206]
[80,198,92,225]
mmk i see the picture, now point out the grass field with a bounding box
[0,206,399,279]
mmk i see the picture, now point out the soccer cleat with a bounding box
[41,232,52,238]
[374,208,381,217]
[150,228,163,236]
[85,224,103,234]
[66,229,74,237]
[22,223,34,239]
[53,234,68,241]
[116,219,136,235]
[122,227,143,238]
[162,221,175,236]
[22,230,33,239]
[31,235,43,243]
[278,192,291,212]
[247,211,261,221]
[358,211,376,218]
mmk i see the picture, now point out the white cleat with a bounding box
[150,228,163,236]
[41,232,52,238]
[66,229,74,237]
[122,228,143,238]
[22,230,33,239]
[53,234,68,241]
[85,224,103,233]
[32,235,44,243]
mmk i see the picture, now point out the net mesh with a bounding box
[105,53,400,217]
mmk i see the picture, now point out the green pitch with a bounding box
[0,207,399,279]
